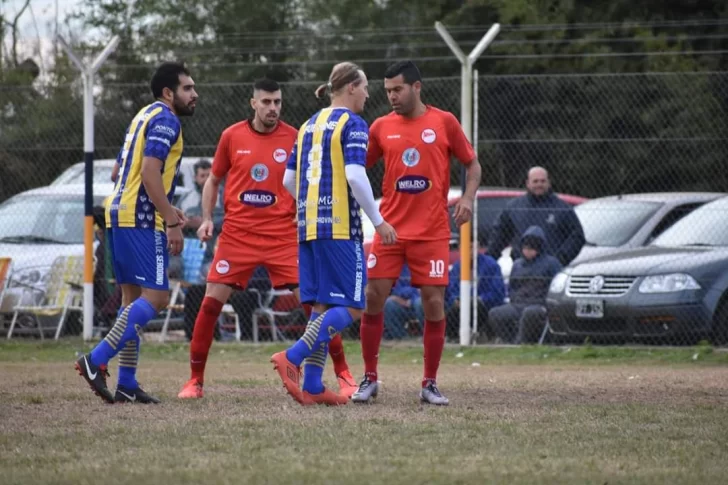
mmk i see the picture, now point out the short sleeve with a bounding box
[212,129,232,178]
[341,115,369,167]
[286,138,299,171]
[143,114,180,161]
[365,118,383,168]
[444,112,476,165]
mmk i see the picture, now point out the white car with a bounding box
[50,157,213,202]
[0,184,116,312]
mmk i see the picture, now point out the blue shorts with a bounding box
[107,228,169,290]
[299,239,366,309]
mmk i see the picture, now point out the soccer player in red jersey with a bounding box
[352,61,482,405]
[178,79,357,399]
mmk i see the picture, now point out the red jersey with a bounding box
[367,106,476,241]
[212,120,298,239]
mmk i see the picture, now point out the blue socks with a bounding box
[302,342,328,394]
[90,299,158,377]
[286,306,353,368]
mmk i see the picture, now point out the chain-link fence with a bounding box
[1,72,727,345]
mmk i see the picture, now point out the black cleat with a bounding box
[75,354,114,404]
[115,385,161,404]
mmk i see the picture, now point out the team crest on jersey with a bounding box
[395,175,432,194]
[421,128,436,144]
[250,163,269,182]
[401,148,420,167]
[240,190,277,208]
[273,148,288,163]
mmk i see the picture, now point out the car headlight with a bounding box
[638,274,701,293]
[549,272,569,294]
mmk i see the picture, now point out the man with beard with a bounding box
[75,62,198,404]
[352,61,481,406]
[178,78,358,400]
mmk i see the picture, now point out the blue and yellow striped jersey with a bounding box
[287,107,369,242]
[106,102,183,231]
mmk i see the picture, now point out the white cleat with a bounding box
[420,381,449,406]
[351,377,379,403]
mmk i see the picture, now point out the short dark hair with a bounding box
[253,78,280,93]
[194,159,211,174]
[384,60,422,84]
[150,62,190,99]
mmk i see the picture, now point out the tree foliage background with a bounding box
[2,0,728,200]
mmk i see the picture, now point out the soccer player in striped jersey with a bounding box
[271,62,397,406]
[75,62,198,404]
[177,78,358,400]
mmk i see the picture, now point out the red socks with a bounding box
[422,319,445,387]
[360,312,384,381]
[189,297,224,383]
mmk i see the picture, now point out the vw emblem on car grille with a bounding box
[589,276,605,294]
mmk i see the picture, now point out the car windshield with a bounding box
[575,199,661,247]
[0,196,85,244]
[653,198,728,247]
[56,166,115,186]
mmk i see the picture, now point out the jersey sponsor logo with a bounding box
[240,190,277,208]
[348,131,369,141]
[237,149,252,155]
[401,148,420,167]
[250,163,269,182]
[395,175,432,194]
[421,128,436,144]
[216,260,230,275]
[305,120,338,133]
[273,148,288,163]
[152,124,177,137]
[345,142,367,150]
[297,196,338,210]
[386,134,401,139]
[148,136,171,147]
[367,253,377,269]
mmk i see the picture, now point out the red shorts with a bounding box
[207,229,298,289]
[366,236,449,287]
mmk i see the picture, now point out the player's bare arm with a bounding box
[198,172,223,241]
[141,156,184,255]
[453,159,482,227]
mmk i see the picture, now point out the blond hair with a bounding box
[315,62,364,99]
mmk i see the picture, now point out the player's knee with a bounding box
[142,290,170,312]
[365,286,388,314]
[421,291,445,319]
[347,307,363,322]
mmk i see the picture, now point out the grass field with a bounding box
[1,340,728,484]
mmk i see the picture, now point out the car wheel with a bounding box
[712,300,728,346]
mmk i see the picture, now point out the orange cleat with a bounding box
[271,351,304,404]
[302,387,349,406]
[336,369,358,399]
[178,378,204,399]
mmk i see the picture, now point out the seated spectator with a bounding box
[489,225,561,344]
[383,264,423,339]
[445,229,506,341]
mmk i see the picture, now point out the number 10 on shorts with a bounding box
[429,259,445,278]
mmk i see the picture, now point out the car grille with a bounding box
[567,276,636,297]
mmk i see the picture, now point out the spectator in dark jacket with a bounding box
[489,166,585,266]
[490,225,561,344]
[445,229,506,340]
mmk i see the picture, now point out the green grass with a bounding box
[1,338,726,365]
[1,340,727,484]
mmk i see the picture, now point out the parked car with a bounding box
[546,196,728,344]
[0,184,115,313]
[50,157,213,203]
[571,192,724,265]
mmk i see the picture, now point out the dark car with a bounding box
[572,192,725,265]
[546,196,728,344]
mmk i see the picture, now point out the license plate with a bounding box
[575,299,604,319]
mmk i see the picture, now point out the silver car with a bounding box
[572,192,725,265]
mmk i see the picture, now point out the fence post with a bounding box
[435,22,500,346]
[57,35,120,341]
